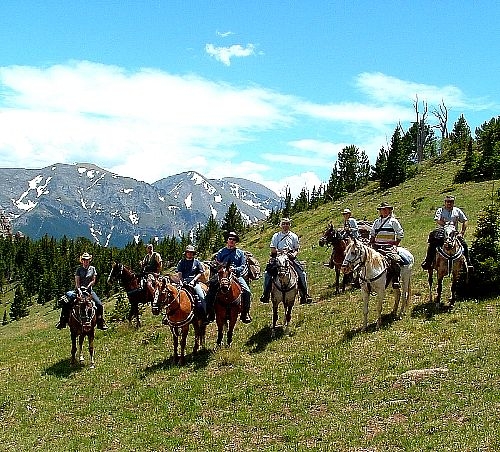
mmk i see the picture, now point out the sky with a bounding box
[0,1,498,198]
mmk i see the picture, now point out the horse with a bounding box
[270,252,299,337]
[319,224,351,294]
[214,262,242,347]
[151,277,206,365]
[342,239,414,331]
[68,288,97,368]
[107,262,159,327]
[427,223,468,308]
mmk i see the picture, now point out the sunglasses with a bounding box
[228,237,236,241]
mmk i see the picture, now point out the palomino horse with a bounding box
[427,223,468,308]
[319,224,351,294]
[270,252,299,337]
[151,277,206,365]
[107,262,159,327]
[342,240,414,331]
[68,288,97,368]
[214,262,242,347]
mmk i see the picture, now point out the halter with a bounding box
[155,283,195,330]
[344,242,387,284]
[273,255,298,293]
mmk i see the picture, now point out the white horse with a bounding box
[270,252,299,337]
[341,239,414,331]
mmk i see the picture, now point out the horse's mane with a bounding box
[358,241,386,267]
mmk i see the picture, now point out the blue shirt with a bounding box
[215,247,246,277]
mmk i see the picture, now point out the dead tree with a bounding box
[432,99,449,140]
[414,95,428,162]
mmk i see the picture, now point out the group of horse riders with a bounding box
[337,195,473,289]
[55,194,472,331]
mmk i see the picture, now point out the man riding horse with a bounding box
[421,195,474,271]
[369,202,404,289]
[139,243,162,287]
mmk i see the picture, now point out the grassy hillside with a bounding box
[2,159,500,451]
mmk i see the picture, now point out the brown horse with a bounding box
[214,262,242,347]
[151,277,206,365]
[68,288,97,368]
[107,262,159,327]
[319,224,351,294]
[427,223,468,308]
[270,252,299,337]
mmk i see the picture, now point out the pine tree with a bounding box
[475,116,500,181]
[2,309,8,325]
[221,202,245,237]
[381,126,406,189]
[10,285,29,320]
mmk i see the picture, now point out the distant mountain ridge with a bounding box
[0,163,282,247]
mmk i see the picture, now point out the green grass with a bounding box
[2,159,500,451]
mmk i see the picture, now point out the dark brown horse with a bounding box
[107,262,159,327]
[319,224,351,294]
[151,277,206,365]
[427,223,468,308]
[68,288,97,368]
[214,262,242,347]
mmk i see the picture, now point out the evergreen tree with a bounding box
[371,146,388,180]
[381,126,407,189]
[221,202,245,237]
[292,188,309,213]
[475,116,500,181]
[282,187,292,218]
[324,163,341,201]
[2,309,8,325]
[455,139,479,182]
[10,285,29,320]
[448,114,472,159]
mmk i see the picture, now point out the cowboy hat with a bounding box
[184,245,196,254]
[341,208,352,214]
[226,231,240,242]
[376,202,393,210]
[444,195,455,201]
[80,252,92,261]
[280,217,291,225]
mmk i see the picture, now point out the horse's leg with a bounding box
[71,332,77,365]
[226,313,236,346]
[271,299,279,336]
[216,317,224,347]
[179,327,188,366]
[335,268,340,295]
[79,335,85,364]
[362,289,369,332]
[192,322,200,354]
[376,288,385,329]
[427,270,434,303]
[436,276,444,308]
[392,287,401,319]
[172,330,179,363]
[88,331,95,369]
[399,271,411,317]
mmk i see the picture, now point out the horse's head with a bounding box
[75,289,96,332]
[341,240,363,273]
[107,262,123,284]
[443,223,458,251]
[217,262,233,293]
[151,276,173,315]
[319,224,339,247]
[276,252,291,275]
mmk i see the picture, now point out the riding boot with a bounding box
[391,262,401,289]
[421,244,435,270]
[297,277,312,304]
[240,291,252,324]
[205,283,217,323]
[260,278,271,303]
[197,301,210,326]
[56,297,70,329]
[96,304,108,330]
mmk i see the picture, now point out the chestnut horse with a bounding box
[427,223,468,308]
[107,262,159,327]
[151,277,206,365]
[319,224,351,294]
[270,252,299,337]
[342,240,414,331]
[68,288,97,368]
[214,263,242,347]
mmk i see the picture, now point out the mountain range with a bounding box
[0,163,283,247]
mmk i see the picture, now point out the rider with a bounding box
[260,217,313,305]
[204,231,252,324]
[139,243,162,287]
[369,202,404,289]
[421,195,473,270]
[341,208,360,239]
[176,245,209,325]
[56,252,108,330]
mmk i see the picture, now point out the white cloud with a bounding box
[205,43,256,66]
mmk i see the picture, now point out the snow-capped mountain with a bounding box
[0,163,282,247]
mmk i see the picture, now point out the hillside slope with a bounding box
[2,159,500,451]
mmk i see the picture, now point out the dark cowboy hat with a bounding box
[226,231,240,242]
[376,202,393,210]
[184,245,196,254]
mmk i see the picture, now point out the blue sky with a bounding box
[0,1,498,198]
